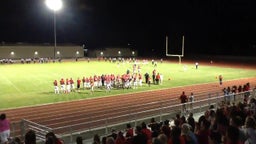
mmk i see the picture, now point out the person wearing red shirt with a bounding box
[82,76,86,89]
[77,78,81,92]
[156,73,160,85]
[141,122,152,144]
[70,78,75,92]
[180,91,188,112]
[60,78,65,93]
[53,80,59,94]
[66,78,70,93]
[125,123,134,138]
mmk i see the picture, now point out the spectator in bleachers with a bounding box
[196,119,211,144]
[76,136,83,144]
[160,120,171,141]
[9,137,22,144]
[209,124,222,144]
[224,126,242,144]
[15,137,22,144]
[187,113,196,132]
[244,116,256,144]
[133,126,147,144]
[125,123,134,138]
[180,116,187,127]
[152,138,162,144]
[229,116,247,143]
[24,130,36,144]
[115,131,125,144]
[215,108,229,136]
[157,134,168,144]
[181,123,198,144]
[101,137,107,144]
[148,118,160,137]
[45,132,63,144]
[93,134,100,144]
[249,98,256,116]
[208,110,216,127]
[108,129,117,140]
[169,125,182,144]
[141,122,152,144]
[106,137,115,144]
[0,113,10,144]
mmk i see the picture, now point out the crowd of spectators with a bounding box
[78,97,256,144]
[0,57,64,64]
[74,85,256,144]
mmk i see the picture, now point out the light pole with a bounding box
[45,0,62,61]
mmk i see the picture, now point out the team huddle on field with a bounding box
[53,64,163,94]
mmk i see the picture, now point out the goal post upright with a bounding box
[165,35,185,64]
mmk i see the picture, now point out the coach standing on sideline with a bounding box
[179,91,188,112]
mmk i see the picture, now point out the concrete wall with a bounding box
[0,45,84,59]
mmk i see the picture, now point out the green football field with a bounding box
[0,60,255,110]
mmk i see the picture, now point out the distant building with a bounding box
[0,43,83,59]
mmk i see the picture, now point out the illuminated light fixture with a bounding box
[10,51,14,55]
[45,0,62,11]
[35,51,38,55]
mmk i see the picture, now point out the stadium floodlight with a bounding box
[10,52,14,55]
[45,0,62,11]
[45,0,63,61]
[100,52,103,56]
[76,51,79,55]
[34,51,38,55]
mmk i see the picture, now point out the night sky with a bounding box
[0,0,256,56]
